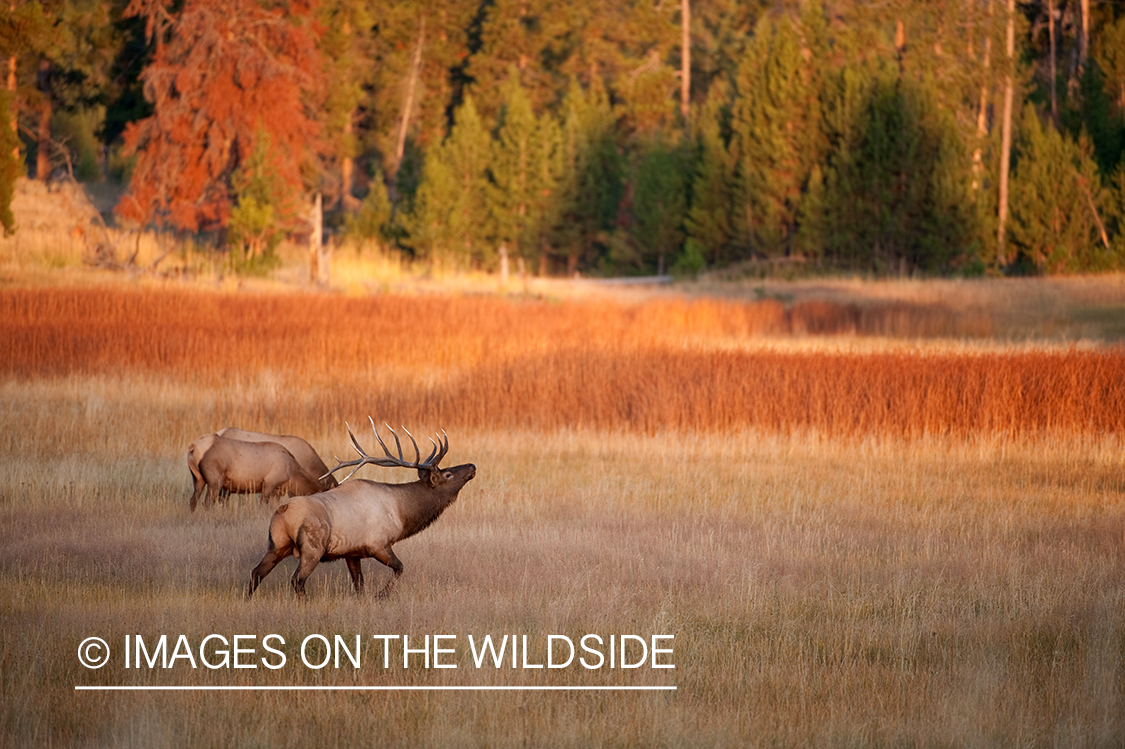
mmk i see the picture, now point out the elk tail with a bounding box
[265,504,292,553]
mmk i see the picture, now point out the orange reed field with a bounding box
[2,286,1123,439]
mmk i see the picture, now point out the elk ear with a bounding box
[419,468,439,487]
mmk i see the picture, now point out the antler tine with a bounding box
[370,417,396,459]
[379,420,404,461]
[399,425,423,465]
[324,419,451,481]
[423,436,438,466]
[319,423,373,483]
[432,429,449,466]
[347,422,371,458]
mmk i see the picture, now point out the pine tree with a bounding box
[1010,103,1112,273]
[409,94,492,269]
[685,83,735,266]
[228,127,287,265]
[365,0,475,181]
[489,75,539,264]
[555,78,622,275]
[345,167,393,250]
[730,12,823,259]
[466,0,571,120]
[318,0,376,208]
[1095,16,1125,113]
[631,138,687,275]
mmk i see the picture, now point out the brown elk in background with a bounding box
[187,435,323,511]
[246,420,476,599]
[216,428,337,490]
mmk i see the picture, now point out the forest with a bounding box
[2,0,1125,277]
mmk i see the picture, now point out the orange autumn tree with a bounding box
[117,0,323,237]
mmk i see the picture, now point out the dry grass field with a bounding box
[2,278,1125,747]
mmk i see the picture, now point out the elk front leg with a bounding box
[371,547,403,598]
[346,558,364,594]
[261,480,284,505]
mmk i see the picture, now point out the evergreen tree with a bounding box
[730,12,824,259]
[630,138,688,275]
[318,0,376,207]
[685,82,735,266]
[1009,103,1114,273]
[1095,16,1125,113]
[526,111,564,274]
[1064,63,1124,179]
[466,0,571,120]
[365,0,475,180]
[489,75,539,265]
[228,127,287,267]
[345,167,393,250]
[409,94,492,269]
[1107,165,1125,257]
[817,63,975,274]
[556,78,622,275]
[1,1,121,181]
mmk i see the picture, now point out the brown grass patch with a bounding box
[2,286,1122,440]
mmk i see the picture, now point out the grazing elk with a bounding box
[216,428,338,490]
[187,435,323,511]
[246,420,476,599]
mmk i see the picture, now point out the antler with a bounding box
[322,417,449,483]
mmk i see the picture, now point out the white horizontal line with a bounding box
[76,685,676,692]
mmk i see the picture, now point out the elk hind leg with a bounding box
[290,527,324,598]
[189,470,205,512]
[247,545,291,599]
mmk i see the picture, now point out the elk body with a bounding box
[216,428,338,490]
[246,421,476,599]
[187,435,323,511]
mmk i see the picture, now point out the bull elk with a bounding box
[246,420,476,599]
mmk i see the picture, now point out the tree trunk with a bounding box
[341,115,356,209]
[972,0,992,193]
[7,0,16,163]
[393,16,425,179]
[680,0,690,132]
[309,192,328,286]
[1079,0,1089,69]
[340,17,357,211]
[996,0,1016,267]
[1048,0,1057,123]
[36,58,50,181]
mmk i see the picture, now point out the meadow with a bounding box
[2,279,1125,747]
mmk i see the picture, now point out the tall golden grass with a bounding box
[2,286,1122,439]
[2,282,1124,746]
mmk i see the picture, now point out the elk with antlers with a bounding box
[246,420,476,599]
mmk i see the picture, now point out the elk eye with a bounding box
[444,472,452,479]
